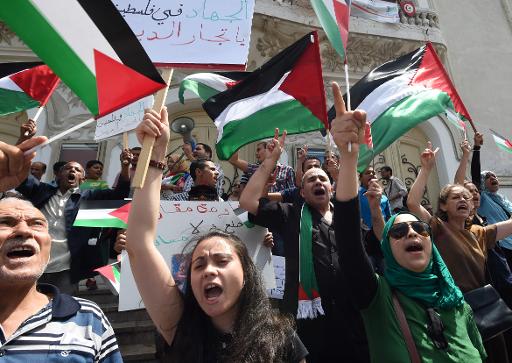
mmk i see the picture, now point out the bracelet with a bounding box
[148,159,166,170]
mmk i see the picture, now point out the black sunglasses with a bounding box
[388,221,431,239]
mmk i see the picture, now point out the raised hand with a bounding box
[136,108,170,160]
[460,140,472,156]
[0,137,47,192]
[364,179,383,209]
[16,119,37,145]
[420,141,439,170]
[297,145,308,162]
[265,128,287,164]
[474,132,483,147]
[120,148,132,166]
[330,82,366,153]
[182,143,194,160]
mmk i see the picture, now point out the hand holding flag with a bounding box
[330,82,366,153]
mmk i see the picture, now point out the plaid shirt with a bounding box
[240,162,295,193]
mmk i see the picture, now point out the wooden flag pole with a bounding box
[122,132,129,150]
[132,68,174,189]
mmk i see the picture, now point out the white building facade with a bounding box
[1,0,511,206]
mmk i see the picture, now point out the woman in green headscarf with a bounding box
[329,83,486,362]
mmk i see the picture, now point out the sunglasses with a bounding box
[388,221,431,239]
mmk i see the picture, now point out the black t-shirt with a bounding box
[248,199,370,363]
[164,327,308,362]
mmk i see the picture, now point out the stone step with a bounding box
[78,281,159,362]
[100,303,151,324]
[112,320,157,347]
[119,343,158,362]
[78,287,119,305]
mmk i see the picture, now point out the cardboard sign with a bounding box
[94,96,153,140]
[114,0,255,69]
[119,201,275,311]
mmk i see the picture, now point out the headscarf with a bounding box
[381,213,464,309]
[478,170,512,249]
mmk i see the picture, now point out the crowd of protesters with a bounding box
[2,82,512,362]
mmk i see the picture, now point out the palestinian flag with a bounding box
[203,32,328,160]
[178,72,249,104]
[73,200,130,228]
[0,62,59,116]
[95,261,121,295]
[345,42,472,171]
[491,130,512,154]
[0,1,166,118]
[445,108,466,131]
[310,0,351,60]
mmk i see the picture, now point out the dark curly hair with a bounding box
[169,231,295,362]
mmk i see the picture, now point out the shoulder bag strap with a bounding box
[392,290,422,363]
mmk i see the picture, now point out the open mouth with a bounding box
[313,188,326,196]
[6,245,36,259]
[456,203,469,211]
[67,173,77,183]
[204,283,223,301]
[405,242,423,252]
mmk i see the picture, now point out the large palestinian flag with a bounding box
[178,72,250,104]
[0,62,59,116]
[0,1,166,118]
[342,43,472,171]
[203,32,328,160]
[73,200,130,229]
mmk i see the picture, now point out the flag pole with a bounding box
[132,68,174,189]
[122,132,129,149]
[24,117,96,155]
[24,78,60,136]
[344,59,352,152]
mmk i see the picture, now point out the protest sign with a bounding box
[119,201,274,311]
[114,0,255,69]
[267,255,285,300]
[94,95,154,140]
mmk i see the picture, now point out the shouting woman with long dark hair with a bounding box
[125,108,307,363]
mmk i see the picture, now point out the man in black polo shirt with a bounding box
[240,129,370,363]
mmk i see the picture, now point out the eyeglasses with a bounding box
[388,221,431,239]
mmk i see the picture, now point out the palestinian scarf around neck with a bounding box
[297,204,325,319]
[381,213,464,309]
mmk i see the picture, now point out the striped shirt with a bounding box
[240,163,295,193]
[0,284,122,362]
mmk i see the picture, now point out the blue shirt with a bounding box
[359,186,392,228]
[0,284,122,362]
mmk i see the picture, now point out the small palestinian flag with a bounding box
[0,1,166,117]
[310,0,351,60]
[203,32,328,160]
[345,42,472,171]
[491,130,512,154]
[73,200,130,228]
[95,261,121,295]
[0,62,59,116]
[178,72,249,104]
[445,108,467,139]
